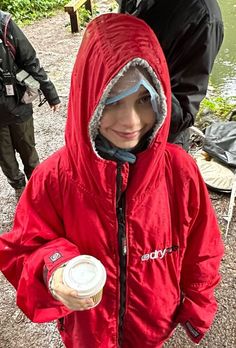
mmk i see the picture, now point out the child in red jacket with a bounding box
[0,13,224,348]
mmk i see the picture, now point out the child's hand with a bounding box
[49,266,94,311]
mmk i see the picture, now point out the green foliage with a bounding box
[198,96,236,120]
[108,0,119,12]
[77,5,92,29]
[1,0,68,24]
[77,4,99,29]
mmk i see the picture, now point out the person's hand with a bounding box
[50,103,61,112]
[49,266,95,311]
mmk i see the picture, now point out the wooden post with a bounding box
[70,12,79,33]
[64,0,94,33]
[85,0,93,14]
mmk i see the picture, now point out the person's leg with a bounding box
[0,125,26,189]
[10,117,40,180]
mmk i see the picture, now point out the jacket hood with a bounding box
[65,13,171,195]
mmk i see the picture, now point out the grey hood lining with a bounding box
[88,58,167,158]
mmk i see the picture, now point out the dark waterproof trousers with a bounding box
[0,117,39,189]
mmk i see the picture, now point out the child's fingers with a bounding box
[52,268,94,310]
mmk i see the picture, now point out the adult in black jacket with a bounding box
[0,10,60,192]
[118,0,224,149]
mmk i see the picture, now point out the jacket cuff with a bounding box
[44,249,79,285]
[48,96,61,106]
[48,262,68,298]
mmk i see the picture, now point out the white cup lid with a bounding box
[63,255,106,297]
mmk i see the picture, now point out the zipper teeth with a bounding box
[116,162,127,346]
[122,236,127,255]
[116,164,122,203]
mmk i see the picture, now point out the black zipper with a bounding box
[116,162,127,347]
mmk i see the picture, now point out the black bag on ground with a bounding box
[203,121,236,168]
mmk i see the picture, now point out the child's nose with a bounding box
[118,106,140,127]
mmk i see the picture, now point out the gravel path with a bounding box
[0,2,235,347]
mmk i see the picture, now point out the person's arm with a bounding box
[168,17,224,141]
[174,168,224,343]
[9,19,60,107]
[0,162,77,322]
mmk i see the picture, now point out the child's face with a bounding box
[100,86,156,149]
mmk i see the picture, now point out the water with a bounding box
[210,0,236,99]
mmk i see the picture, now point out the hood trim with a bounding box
[89,58,167,159]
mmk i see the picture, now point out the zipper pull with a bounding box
[122,237,127,256]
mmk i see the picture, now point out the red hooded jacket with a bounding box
[0,13,224,348]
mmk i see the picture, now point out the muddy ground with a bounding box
[0,2,235,347]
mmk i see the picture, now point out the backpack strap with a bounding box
[0,13,17,77]
[1,12,16,59]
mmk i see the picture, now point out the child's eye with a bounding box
[104,99,121,110]
[104,103,117,112]
[138,94,151,104]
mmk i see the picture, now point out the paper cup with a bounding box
[63,255,106,307]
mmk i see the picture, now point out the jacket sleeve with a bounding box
[175,167,224,343]
[168,18,224,141]
[9,19,60,106]
[0,165,78,323]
